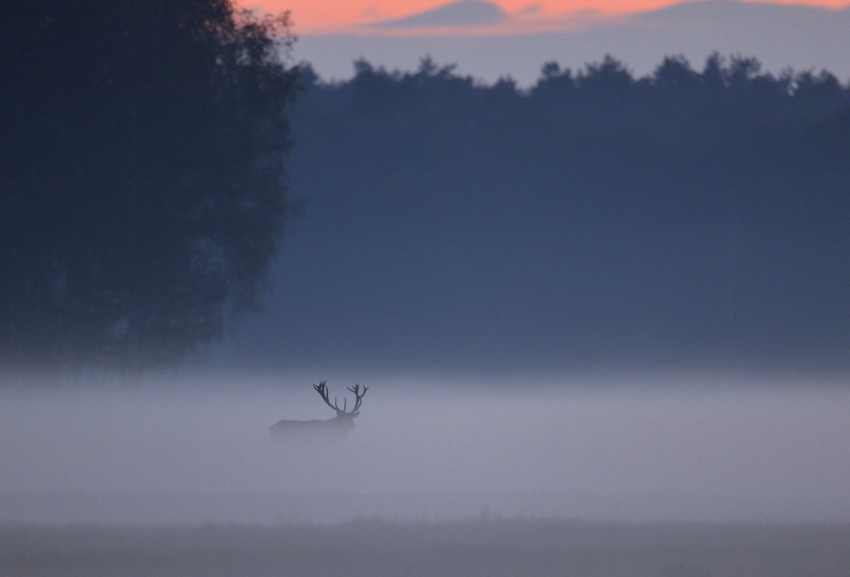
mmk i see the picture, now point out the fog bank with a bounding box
[1,374,848,524]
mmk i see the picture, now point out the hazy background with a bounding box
[3,0,850,528]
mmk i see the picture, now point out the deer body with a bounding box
[269,382,367,443]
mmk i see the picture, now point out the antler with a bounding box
[346,384,368,413]
[313,381,368,415]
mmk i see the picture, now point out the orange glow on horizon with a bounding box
[241,0,850,34]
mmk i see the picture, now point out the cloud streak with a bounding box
[372,0,508,29]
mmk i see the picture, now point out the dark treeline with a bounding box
[239,54,850,375]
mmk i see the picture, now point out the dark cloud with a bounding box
[373,0,507,29]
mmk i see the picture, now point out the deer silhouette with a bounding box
[269,382,367,443]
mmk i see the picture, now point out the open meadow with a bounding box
[2,520,849,577]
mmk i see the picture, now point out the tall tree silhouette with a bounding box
[0,0,299,369]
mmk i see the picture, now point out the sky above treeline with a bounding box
[241,0,850,85]
[246,0,849,33]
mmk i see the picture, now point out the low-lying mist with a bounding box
[1,373,848,525]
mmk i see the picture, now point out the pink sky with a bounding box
[244,0,850,33]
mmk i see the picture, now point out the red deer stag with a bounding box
[269,382,368,443]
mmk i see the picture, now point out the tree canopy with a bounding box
[0,0,299,370]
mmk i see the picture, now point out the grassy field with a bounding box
[2,520,849,577]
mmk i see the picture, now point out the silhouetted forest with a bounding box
[0,1,299,370]
[238,54,850,375]
[4,11,849,376]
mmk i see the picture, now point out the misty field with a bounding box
[2,520,848,577]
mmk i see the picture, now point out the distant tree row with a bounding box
[308,53,849,128]
[261,54,850,374]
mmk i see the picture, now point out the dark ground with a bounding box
[2,520,848,577]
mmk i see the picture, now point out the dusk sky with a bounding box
[237,0,850,86]
[247,0,849,32]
